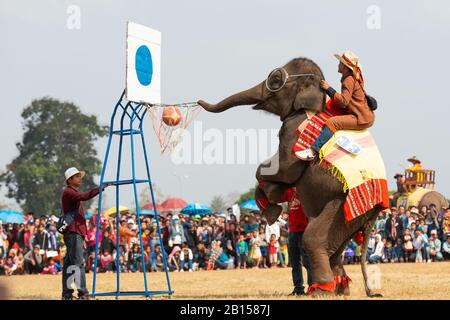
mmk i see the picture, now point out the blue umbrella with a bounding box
[180,203,212,216]
[240,200,259,211]
[138,209,156,216]
[0,210,25,224]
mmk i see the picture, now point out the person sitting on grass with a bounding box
[14,251,25,275]
[3,256,17,276]
[128,243,143,272]
[236,234,248,269]
[207,240,227,270]
[383,239,395,263]
[24,244,43,274]
[368,234,384,264]
[180,245,194,272]
[168,246,181,272]
[150,244,165,272]
[442,237,450,261]
[40,258,58,275]
[428,230,443,262]
[193,241,208,271]
[99,250,114,273]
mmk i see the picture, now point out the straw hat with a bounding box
[407,156,421,164]
[334,51,364,86]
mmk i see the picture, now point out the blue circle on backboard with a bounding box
[135,45,153,86]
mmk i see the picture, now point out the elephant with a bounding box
[198,57,385,297]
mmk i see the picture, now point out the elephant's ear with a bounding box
[293,85,325,112]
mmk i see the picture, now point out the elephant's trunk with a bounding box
[197,82,264,113]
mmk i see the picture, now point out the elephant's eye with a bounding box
[266,69,286,91]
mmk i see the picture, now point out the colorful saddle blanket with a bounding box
[293,112,389,222]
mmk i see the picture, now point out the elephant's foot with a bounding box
[367,289,383,298]
[335,275,351,296]
[307,281,336,297]
[262,204,282,225]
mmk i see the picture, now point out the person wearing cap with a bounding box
[61,167,110,300]
[297,51,375,160]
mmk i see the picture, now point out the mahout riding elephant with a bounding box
[198,57,383,296]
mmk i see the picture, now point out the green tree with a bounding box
[237,185,257,204]
[0,97,107,216]
[210,195,226,213]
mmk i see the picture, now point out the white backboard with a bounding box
[126,22,161,104]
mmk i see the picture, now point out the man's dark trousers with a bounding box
[62,233,88,298]
[288,231,313,293]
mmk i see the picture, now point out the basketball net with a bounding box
[145,102,202,154]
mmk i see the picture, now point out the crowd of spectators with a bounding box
[0,208,291,275]
[1,203,450,276]
[343,205,450,264]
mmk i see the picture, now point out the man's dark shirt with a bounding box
[61,186,100,237]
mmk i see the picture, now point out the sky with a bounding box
[1,0,449,212]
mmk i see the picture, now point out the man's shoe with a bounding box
[295,148,316,161]
[77,293,90,300]
[62,295,73,300]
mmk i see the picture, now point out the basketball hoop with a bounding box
[145,102,202,154]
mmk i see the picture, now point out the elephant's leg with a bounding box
[302,198,345,295]
[330,247,351,296]
[255,149,305,224]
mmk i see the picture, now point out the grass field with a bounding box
[1,262,450,300]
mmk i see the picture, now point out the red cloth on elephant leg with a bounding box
[335,275,352,289]
[307,281,336,294]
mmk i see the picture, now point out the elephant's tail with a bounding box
[360,207,380,297]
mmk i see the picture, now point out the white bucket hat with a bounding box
[64,167,85,182]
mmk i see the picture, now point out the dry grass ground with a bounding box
[1,261,450,300]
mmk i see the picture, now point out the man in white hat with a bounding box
[297,51,375,160]
[61,167,110,300]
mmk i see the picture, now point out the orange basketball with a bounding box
[162,106,182,126]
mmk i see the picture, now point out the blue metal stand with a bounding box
[91,90,173,299]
